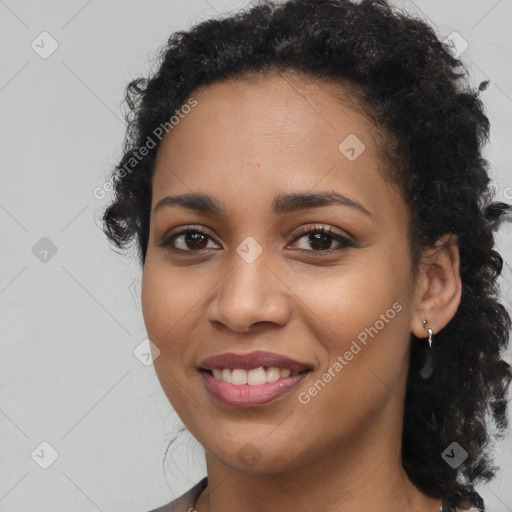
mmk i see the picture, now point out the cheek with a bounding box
[141,259,211,385]
[295,253,413,406]
[141,262,189,381]
[295,275,410,439]
[141,259,199,342]
[141,262,203,414]
[293,257,406,344]
[141,265,168,341]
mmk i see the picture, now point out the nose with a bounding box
[205,252,292,334]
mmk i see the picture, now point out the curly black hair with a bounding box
[101,1,512,510]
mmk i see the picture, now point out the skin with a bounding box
[141,71,462,512]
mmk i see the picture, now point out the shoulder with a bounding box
[145,477,208,512]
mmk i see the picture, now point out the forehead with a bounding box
[153,72,375,175]
[151,71,404,224]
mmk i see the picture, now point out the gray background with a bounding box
[1,1,511,511]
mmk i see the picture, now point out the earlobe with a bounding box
[410,234,462,339]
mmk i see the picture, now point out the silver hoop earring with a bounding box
[422,320,434,348]
[420,320,435,379]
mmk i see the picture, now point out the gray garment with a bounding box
[147,477,208,512]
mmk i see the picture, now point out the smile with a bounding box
[211,366,301,385]
[200,368,312,407]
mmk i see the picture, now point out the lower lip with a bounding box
[200,370,311,407]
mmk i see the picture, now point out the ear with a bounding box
[410,234,462,339]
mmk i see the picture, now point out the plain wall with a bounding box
[1,1,511,511]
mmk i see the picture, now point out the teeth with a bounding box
[280,368,291,378]
[210,366,300,385]
[231,369,247,385]
[266,367,280,383]
[247,367,266,385]
[221,368,231,383]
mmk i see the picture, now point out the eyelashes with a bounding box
[159,226,214,252]
[289,225,354,253]
[158,224,354,256]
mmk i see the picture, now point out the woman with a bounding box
[101,0,512,511]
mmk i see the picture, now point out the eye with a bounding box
[289,224,354,254]
[158,224,353,255]
[159,226,220,253]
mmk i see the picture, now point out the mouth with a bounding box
[198,366,313,407]
[197,350,314,407]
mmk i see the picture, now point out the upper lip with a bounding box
[198,350,312,373]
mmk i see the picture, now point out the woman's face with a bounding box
[141,72,420,473]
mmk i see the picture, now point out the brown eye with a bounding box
[158,224,354,256]
[159,227,220,252]
[290,225,354,254]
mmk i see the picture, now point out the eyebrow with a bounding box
[153,191,372,218]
